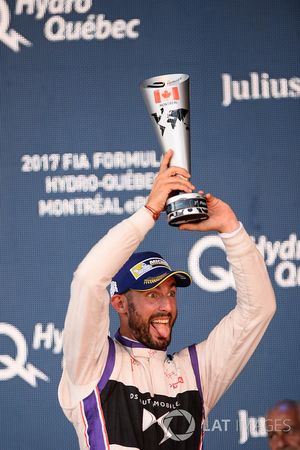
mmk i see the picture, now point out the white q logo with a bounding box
[188,235,235,292]
[0,0,31,52]
[0,323,48,387]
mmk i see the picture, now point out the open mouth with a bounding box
[150,317,171,339]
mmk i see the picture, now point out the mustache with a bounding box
[149,312,173,321]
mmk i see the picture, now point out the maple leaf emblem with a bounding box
[162,90,171,99]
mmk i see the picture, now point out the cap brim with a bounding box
[133,270,192,291]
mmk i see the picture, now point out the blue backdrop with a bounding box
[0,0,299,448]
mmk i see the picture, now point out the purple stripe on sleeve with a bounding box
[188,344,203,399]
[83,391,107,450]
[98,337,116,391]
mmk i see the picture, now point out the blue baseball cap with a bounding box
[110,251,191,296]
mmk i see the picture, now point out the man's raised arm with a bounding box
[180,193,276,415]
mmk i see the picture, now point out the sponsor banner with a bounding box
[221,72,300,107]
[0,322,62,387]
[188,233,300,291]
[1,2,299,449]
[0,0,140,51]
[20,150,160,217]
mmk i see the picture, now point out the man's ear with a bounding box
[111,294,128,314]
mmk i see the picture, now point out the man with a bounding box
[58,150,276,449]
[266,400,300,450]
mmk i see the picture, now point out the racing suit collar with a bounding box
[115,329,167,359]
[115,329,148,348]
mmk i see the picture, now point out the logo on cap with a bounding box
[130,258,171,280]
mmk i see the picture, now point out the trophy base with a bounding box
[166,192,208,227]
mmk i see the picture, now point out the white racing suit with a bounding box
[58,207,276,450]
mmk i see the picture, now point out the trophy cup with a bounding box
[140,73,208,226]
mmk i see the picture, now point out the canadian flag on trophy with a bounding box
[140,73,208,226]
[153,87,180,103]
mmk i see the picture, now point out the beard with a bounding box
[127,302,177,350]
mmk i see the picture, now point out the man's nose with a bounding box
[158,296,172,311]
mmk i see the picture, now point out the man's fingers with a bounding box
[164,166,191,179]
[179,223,202,231]
[179,222,209,231]
[158,175,195,192]
[159,149,173,173]
[172,178,194,191]
[158,150,191,178]
[158,149,192,180]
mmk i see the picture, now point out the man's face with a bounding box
[125,277,177,350]
[266,405,300,450]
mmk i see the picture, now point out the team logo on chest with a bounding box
[142,408,195,444]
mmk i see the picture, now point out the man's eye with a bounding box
[147,292,157,299]
[168,290,176,297]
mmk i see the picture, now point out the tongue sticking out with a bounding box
[151,321,170,339]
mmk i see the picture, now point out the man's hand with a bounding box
[146,149,195,213]
[179,192,240,234]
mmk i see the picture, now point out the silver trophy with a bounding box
[140,73,208,226]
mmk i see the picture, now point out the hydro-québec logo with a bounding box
[0,0,140,52]
[0,322,63,386]
[188,233,300,292]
